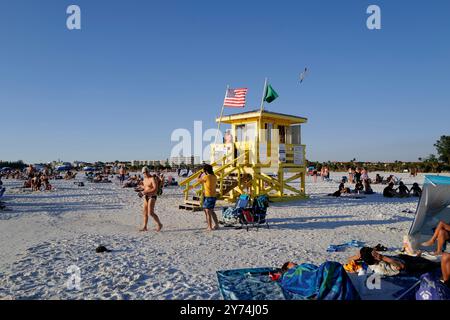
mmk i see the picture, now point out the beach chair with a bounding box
[221,194,250,227]
[240,194,270,231]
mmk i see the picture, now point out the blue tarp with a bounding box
[217,267,420,300]
[216,267,296,300]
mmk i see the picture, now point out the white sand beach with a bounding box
[0,172,447,300]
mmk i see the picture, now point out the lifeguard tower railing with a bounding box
[179,141,307,207]
[178,150,249,207]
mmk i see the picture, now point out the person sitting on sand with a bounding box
[354,181,364,194]
[31,174,41,191]
[383,182,398,198]
[349,247,440,276]
[421,221,450,256]
[364,180,374,195]
[140,167,163,232]
[375,174,383,184]
[197,164,219,231]
[328,183,351,197]
[41,172,51,190]
[442,253,450,288]
[396,181,410,197]
[410,183,422,197]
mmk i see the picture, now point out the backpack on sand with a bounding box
[416,271,450,300]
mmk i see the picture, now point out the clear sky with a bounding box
[1,0,449,163]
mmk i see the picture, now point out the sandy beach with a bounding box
[0,171,444,300]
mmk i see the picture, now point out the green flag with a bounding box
[264,84,279,103]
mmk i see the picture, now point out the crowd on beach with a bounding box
[325,167,422,198]
[2,162,449,299]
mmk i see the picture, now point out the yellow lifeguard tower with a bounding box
[179,109,308,210]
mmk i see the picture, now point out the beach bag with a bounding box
[222,207,242,225]
[241,209,254,224]
[416,272,450,300]
[255,194,269,209]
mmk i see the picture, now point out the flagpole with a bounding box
[259,77,268,113]
[215,85,229,145]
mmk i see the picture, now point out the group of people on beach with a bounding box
[278,220,450,292]
[311,166,330,182]
[22,165,53,191]
[136,164,219,232]
[327,167,423,198]
[383,181,422,198]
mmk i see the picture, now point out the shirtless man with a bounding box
[119,166,126,185]
[140,167,163,232]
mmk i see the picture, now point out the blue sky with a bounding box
[1,0,449,163]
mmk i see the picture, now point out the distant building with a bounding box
[170,156,200,166]
[131,160,164,167]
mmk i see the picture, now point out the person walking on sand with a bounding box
[140,167,163,232]
[312,168,318,183]
[119,165,127,185]
[198,164,219,231]
[348,167,354,184]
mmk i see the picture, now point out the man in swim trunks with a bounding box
[140,167,163,232]
[119,166,126,185]
[198,164,219,231]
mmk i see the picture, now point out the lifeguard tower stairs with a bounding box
[179,110,308,211]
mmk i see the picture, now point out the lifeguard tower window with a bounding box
[236,123,256,142]
[288,125,301,145]
[236,125,244,142]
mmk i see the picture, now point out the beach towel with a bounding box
[327,240,364,252]
[348,272,420,300]
[280,262,360,300]
[216,268,298,300]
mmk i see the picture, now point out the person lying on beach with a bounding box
[421,221,450,256]
[64,171,76,180]
[383,182,398,198]
[396,181,410,197]
[328,183,351,197]
[349,247,440,276]
[410,183,422,197]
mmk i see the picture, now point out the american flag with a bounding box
[223,88,248,108]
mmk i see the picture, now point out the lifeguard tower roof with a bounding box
[216,109,308,125]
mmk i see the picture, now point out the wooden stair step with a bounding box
[184,200,201,206]
[179,204,203,211]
